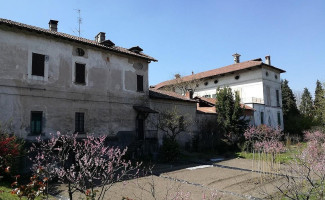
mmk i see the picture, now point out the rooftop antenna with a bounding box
[73,9,82,37]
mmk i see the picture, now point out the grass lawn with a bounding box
[0,182,48,200]
[236,143,306,164]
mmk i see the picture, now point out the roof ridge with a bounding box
[0,18,157,61]
[154,59,264,89]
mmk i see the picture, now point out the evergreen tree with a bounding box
[216,87,248,145]
[281,79,302,135]
[281,79,299,116]
[299,88,313,116]
[314,80,324,124]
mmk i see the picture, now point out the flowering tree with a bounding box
[276,131,325,199]
[244,125,285,154]
[244,125,285,174]
[30,132,140,200]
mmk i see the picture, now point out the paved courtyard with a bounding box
[56,158,286,200]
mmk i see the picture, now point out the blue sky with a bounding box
[1,0,324,96]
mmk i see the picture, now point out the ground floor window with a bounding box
[31,111,42,135]
[277,112,281,126]
[260,111,264,124]
[75,112,85,133]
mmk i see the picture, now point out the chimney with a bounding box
[174,74,181,79]
[232,53,241,63]
[95,32,106,43]
[49,20,58,32]
[265,55,271,65]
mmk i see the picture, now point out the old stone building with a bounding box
[0,18,157,143]
[154,53,286,129]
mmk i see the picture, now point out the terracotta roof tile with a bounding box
[196,105,217,114]
[154,59,285,89]
[0,18,157,62]
[149,89,196,102]
[196,97,255,111]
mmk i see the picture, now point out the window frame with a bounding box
[137,75,144,92]
[277,112,281,126]
[30,111,43,135]
[276,90,280,107]
[260,111,264,124]
[32,53,45,77]
[75,112,85,134]
[75,63,86,85]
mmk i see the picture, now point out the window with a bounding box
[75,112,85,133]
[31,111,42,135]
[235,75,240,80]
[75,63,86,84]
[260,111,264,124]
[277,112,281,126]
[32,53,45,76]
[76,48,85,56]
[276,90,280,107]
[137,75,143,92]
[266,86,271,106]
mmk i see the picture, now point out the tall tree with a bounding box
[281,79,302,135]
[314,80,324,124]
[215,87,248,145]
[299,88,313,116]
[281,79,299,116]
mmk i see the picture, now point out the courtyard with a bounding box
[55,158,284,200]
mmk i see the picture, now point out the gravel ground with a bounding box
[53,158,286,200]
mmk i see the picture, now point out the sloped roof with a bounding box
[154,59,285,89]
[0,18,157,62]
[149,89,196,103]
[196,97,254,111]
[196,105,217,114]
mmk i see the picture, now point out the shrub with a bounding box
[160,136,180,162]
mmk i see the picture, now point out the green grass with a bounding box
[236,143,306,164]
[0,182,47,200]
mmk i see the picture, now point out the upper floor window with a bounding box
[276,90,280,107]
[137,75,143,92]
[76,48,85,56]
[32,53,45,76]
[75,63,86,84]
[31,111,42,135]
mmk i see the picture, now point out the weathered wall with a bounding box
[149,98,197,147]
[0,27,150,140]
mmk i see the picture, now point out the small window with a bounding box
[275,74,278,79]
[31,111,42,135]
[235,75,240,80]
[196,84,199,87]
[75,112,85,133]
[137,75,144,92]
[76,48,85,56]
[204,82,208,86]
[32,53,45,76]
[260,111,264,124]
[276,90,280,107]
[266,72,269,76]
[75,63,86,84]
[277,112,281,126]
[214,80,218,84]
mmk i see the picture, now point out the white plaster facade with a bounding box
[156,57,285,129]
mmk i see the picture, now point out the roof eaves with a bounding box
[0,18,158,62]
